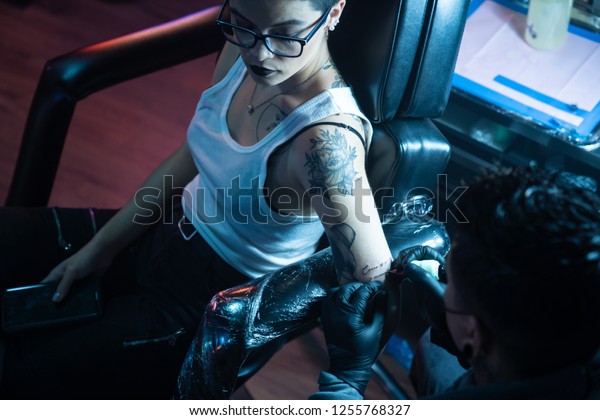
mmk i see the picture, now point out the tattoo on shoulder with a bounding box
[304,128,358,197]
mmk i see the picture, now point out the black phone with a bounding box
[2,277,102,333]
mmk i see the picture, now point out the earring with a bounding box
[329,19,339,31]
[329,24,336,31]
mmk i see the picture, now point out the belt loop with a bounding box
[178,215,198,241]
[51,208,73,251]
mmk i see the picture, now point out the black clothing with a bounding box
[0,206,249,398]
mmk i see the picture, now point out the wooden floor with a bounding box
[0,0,219,208]
[0,0,414,400]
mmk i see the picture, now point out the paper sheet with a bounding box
[453,0,600,140]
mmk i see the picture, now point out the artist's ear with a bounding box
[458,315,487,361]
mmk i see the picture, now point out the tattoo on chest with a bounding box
[265,111,286,133]
[305,128,358,198]
[256,106,287,141]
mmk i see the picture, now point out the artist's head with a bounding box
[444,165,600,380]
[217,0,345,85]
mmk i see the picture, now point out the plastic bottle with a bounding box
[525,0,573,50]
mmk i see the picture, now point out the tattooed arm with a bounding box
[292,119,392,284]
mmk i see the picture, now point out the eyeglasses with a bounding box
[216,0,334,58]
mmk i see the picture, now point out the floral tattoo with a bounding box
[323,59,347,89]
[305,128,358,197]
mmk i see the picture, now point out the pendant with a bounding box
[247,105,255,115]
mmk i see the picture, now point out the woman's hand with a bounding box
[41,241,113,302]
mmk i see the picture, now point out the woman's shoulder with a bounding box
[295,114,368,151]
[284,115,369,167]
[277,115,369,194]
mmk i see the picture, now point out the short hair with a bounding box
[449,165,600,374]
[304,0,339,12]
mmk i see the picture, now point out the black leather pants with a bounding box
[0,206,249,399]
[175,213,451,399]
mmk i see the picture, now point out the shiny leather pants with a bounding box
[176,215,450,399]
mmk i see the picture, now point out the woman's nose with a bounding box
[251,38,275,61]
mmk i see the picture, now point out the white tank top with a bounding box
[182,58,372,278]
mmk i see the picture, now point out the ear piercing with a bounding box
[329,19,339,31]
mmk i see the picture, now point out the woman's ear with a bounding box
[328,1,346,30]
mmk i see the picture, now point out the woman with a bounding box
[0,0,391,398]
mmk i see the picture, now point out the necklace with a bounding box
[246,60,328,115]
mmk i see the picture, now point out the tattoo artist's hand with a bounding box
[395,246,467,365]
[400,262,446,332]
[41,241,112,302]
[321,281,386,395]
[394,245,447,338]
[394,245,446,282]
[402,262,469,367]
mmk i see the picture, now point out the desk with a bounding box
[435,0,600,187]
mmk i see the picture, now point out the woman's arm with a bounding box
[45,142,197,300]
[46,43,244,300]
[84,41,241,254]
[91,142,197,254]
[291,119,392,284]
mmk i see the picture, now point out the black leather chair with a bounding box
[5,0,469,398]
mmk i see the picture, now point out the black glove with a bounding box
[393,245,447,283]
[321,281,386,395]
[401,262,446,333]
[401,262,470,368]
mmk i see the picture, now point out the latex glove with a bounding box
[394,246,469,367]
[401,262,446,334]
[401,262,468,367]
[321,281,386,395]
[394,245,446,283]
[392,245,447,331]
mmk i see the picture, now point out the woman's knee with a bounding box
[205,288,253,326]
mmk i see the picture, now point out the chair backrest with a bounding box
[6,0,468,209]
[331,0,469,217]
[332,0,468,122]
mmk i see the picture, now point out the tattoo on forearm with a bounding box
[362,261,389,281]
[329,223,356,283]
[305,128,358,198]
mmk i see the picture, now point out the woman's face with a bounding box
[229,0,333,86]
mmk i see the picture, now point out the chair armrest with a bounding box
[6,6,223,207]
